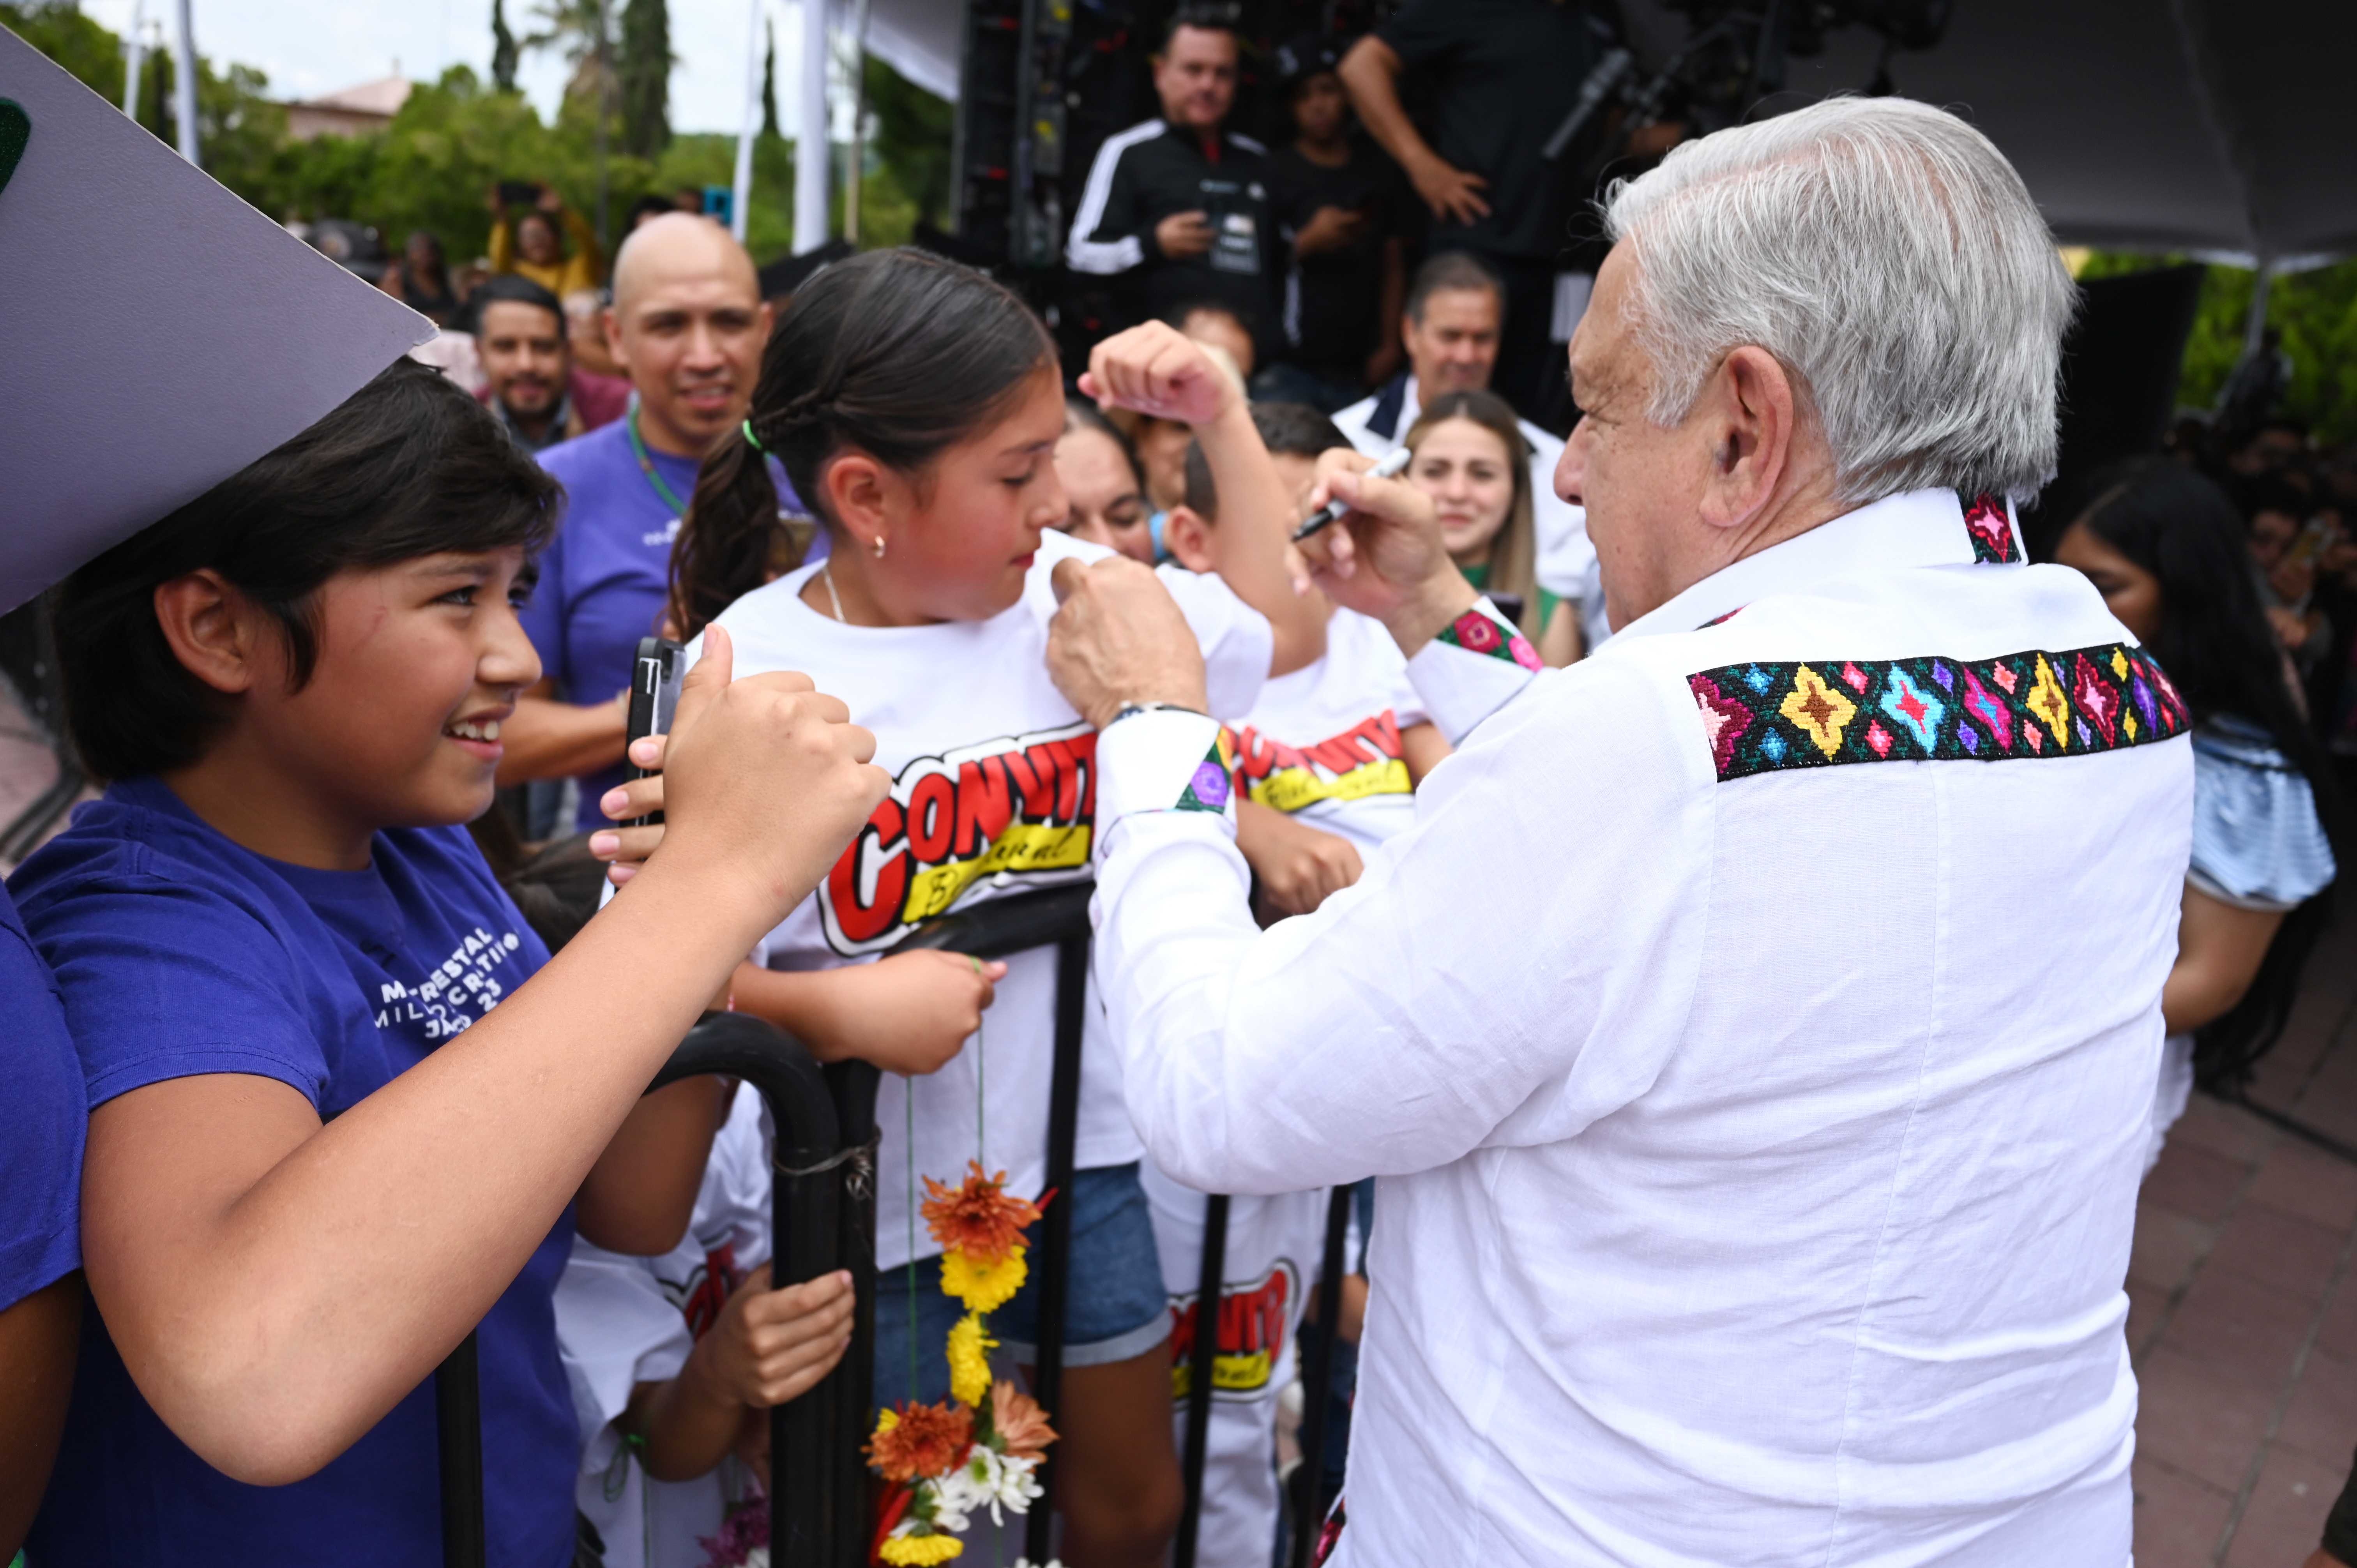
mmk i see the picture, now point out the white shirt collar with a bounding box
[1612,488,2011,644]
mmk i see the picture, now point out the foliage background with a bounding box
[2053,251,2355,447]
[0,0,952,266]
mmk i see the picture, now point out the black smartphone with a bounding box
[497,179,543,208]
[624,636,686,828]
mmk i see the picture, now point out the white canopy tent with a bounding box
[1618,0,2357,261]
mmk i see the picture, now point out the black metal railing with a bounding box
[436,880,1357,1568]
[868,881,1094,1565]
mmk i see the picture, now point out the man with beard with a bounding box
[470,276,625,453]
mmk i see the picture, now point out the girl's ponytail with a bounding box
[668,422,783,639]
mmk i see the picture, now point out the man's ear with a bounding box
[602,307,627,374]
[1163,506,1218,574]
[152,570,267,697]
[1696,344,1794,533]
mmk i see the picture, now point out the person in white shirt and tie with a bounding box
[1043,97,2193,1566]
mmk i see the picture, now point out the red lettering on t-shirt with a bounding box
[905,772,956,863]
[827,797,908,947]
[954,756,1015,858]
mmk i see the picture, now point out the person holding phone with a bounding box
[1066,9,1281,364]
[490,181,604,298]
[1263,35,1410,411]
[14,359,885,1564]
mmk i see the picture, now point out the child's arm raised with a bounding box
[1080,324,1327,676]
[78,629,888,1486]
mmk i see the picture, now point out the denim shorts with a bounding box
[872,1160,1170,1408]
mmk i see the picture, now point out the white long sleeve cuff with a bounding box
[1402,597,1544,744]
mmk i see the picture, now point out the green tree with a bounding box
[617,0,669,159]
[761,17,779,139]
[491,0,521,93]
[0,1,124,102]
[863,53,951,238]
[2080,252,2357,446]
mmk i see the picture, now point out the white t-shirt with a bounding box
[1143,1162,1330,1568]
[1225,607,1431,859]
[558,1089,771,1568]
[702,530,1272,1270]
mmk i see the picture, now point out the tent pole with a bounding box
[2243,255,2274,363]
[120,0,146,120]
[841,0,871,245]
[170,0,197,163]
[731,0,763,243]
[793,0,830,253]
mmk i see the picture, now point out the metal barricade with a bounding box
[436,1009,867,1568]
[433,884,1355,1568]
[853,880,1095,1565]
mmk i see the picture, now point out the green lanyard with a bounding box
[625,407,693,517]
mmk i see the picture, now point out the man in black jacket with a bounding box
[1067,10,1280,353]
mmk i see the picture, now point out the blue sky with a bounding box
[83,0,799,135]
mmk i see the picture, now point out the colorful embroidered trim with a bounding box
[1436,605,1542,671]
[1688,642,2188,782]
[1960,491,2018,564]
[1174,731,1237,814]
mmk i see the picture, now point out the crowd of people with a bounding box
[3,15,2355,1568]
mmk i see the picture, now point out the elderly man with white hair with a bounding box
[1044,97,2193,1564]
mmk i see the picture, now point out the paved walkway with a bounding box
[2132,911,2357,1566]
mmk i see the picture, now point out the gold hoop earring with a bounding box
[872,534,887,560]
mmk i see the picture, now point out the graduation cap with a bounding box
[0,26,433,614]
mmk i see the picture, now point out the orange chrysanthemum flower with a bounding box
[865,1400,974,1483]
[989,1379,1057,1460]
[921,1163,1043,1269]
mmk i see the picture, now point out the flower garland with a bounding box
[864,1162,1058,1564]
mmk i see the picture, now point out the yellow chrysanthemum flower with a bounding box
[939,1243,1027,1315]
[880,1529,965,1564]
[874,1407,900,1437]
[947,1312,997,1408]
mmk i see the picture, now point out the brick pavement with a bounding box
[2132,913,2357,1566]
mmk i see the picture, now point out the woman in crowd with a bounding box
[1056,399,1157,564]
[9,360,871,1564]
[491,183,605,297]
[379,228,461,326]
[1401,388,1581,666]
[2053,457,2341,1161]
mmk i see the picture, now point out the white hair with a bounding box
[1602,97,2075,503]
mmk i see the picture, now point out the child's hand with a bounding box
[813,951,1005,1076]
[1080,321,1236,429]
[595,628,891,915]
[1237,802,1364,920]
[688,1264,856,1411]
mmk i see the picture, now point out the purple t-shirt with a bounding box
[0,879,82,1313]
[524,418,817,830]
[14,777,575,1568]
[524,418,696,828]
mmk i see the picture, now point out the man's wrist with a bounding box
[1088,685,1209,730]
[1378,569,1483,660]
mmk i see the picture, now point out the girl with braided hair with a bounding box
[629,248,1311,1566]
